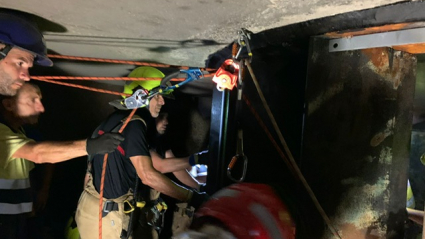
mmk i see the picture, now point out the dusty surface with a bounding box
[0,0,407,75]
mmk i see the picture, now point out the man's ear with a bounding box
[2,98,14,111]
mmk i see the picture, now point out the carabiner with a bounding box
[163,68,204,91]
[227,154,248,183]
[235,28,253,62]
[227,129,248,182]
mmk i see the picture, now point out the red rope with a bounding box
[31,75,215,81]
[31,74,215,97]
[47,54,217,72]
[99,108,137,239]
[32,78,130,97]
[32,76,183,81]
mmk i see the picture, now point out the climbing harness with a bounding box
[88,113,167,239]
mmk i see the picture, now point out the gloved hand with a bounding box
[86,133,125,155]
[188,150,209,166]
[188,190,210,209]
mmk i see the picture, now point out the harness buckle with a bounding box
[102,200,119,217]
[103,201,114,213]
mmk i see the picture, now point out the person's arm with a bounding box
[407,208,424,225]
[173,169,200,191]
[13,140,88,164]
[13,132,124,164]
[130,155,192,201]
[163,149,200,190]
[150,150,191,173]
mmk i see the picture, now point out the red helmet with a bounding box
[194,183,296,239]
[0,12,52,66]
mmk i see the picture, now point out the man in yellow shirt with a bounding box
[0,83,124,238]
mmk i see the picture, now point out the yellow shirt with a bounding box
[0,123,34,179]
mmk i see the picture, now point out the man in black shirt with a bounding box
[75,67,208,239]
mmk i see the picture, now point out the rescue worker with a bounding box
[0,12,52,96]
[150,112,201,238]
[75,66,209,239]
[0,83,124,239]
[150,112,205,188]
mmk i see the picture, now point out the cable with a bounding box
[245,61,342,239]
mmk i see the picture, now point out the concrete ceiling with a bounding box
[0,0,407,78]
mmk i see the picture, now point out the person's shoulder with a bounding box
[108,110,128,121]
[0,122,12,132]
[126,119,147,131]
[120,118,147,137]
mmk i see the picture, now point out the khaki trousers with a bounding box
[172,203,195,236]
[75,175,132,239]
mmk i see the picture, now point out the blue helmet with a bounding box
[0,12,52,66]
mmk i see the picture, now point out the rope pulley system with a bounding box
[215,29,344,239]
[31,28,343,239]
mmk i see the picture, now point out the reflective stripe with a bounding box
[249,203,283,239]
[0,178,30,190]
[212,188,239,199]
[0,178,32,211]
[0,202,32,214]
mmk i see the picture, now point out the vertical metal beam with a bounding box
[302,37,416,238]
[205,88,236,194]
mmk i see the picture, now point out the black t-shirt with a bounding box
[91,109,153,199]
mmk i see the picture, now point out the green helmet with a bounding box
[123,66,165,98]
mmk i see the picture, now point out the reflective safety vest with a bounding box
[0,178,32,214]
[0,121,33,214]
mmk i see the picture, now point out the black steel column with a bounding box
[205,88,237,194]
[302,37,416,238]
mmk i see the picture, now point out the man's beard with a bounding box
[0,67,18,96]
[19,115,40,125]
